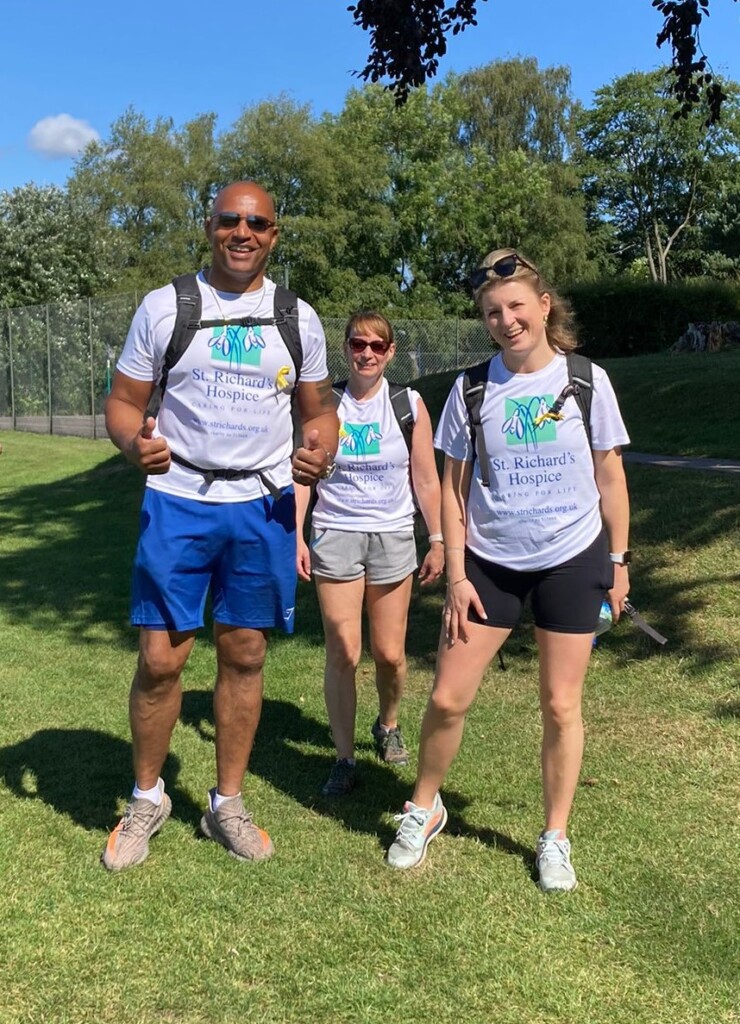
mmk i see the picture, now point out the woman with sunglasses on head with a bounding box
[295,311,444,797]
[386,250,631,891]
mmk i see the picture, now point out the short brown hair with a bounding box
[344,311,394,347]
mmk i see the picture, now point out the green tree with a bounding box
[218,95,397,308]
[69,109,219,291]
[444,59,595,287]
[332,69,594,314]
[350,0,737,122]
[453,57,577,163]
[0,184,115,308]
[576,69,740,282]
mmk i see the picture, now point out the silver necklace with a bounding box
[204,271,266,319]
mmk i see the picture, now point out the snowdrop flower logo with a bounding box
[209,325,265,369]
[502,395,557,449]
[339,422,383,456]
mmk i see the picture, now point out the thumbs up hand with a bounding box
[292,429,334,484]
[127,416,171,474]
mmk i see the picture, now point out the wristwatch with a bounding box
[609,550,632,566]
[319,450,337,480]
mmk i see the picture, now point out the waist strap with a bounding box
[170,451,284,499]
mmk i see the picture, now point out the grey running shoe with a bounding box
[101,779,172,872]
[321,758,357,797]
[536,830,578,892]
[371,717,409,765]
[386,793,447,869]
[200,789,274,861]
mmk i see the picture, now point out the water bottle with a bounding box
[594,600,613,639]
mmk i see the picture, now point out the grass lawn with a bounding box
[0,353,738,1024]
[416,350,740,460]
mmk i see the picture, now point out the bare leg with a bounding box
[366,575,414,729]
[130,628,195,789]
[315,576,365,760]
[412,622,510,809]
[213,625,268,796]
[536,628,594,833]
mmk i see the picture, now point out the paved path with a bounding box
[624,452,740,476]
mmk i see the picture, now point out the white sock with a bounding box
[213,790,238,811]
[132,780,162,805]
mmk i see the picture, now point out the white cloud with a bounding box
[28,114,100,158]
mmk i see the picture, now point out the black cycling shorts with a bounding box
[465,530,613,634]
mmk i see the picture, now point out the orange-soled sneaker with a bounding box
[101,780,172,871]
[386,792,447,869]
[200,789,274,861]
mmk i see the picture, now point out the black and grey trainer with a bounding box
[371,717,409,765]
[321,759,357,797]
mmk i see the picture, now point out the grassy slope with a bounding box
[415,350,740,460]
[0,354,738,1024]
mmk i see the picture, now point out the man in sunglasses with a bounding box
[103,181,338,871]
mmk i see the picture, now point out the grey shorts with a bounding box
[310,527,417,585]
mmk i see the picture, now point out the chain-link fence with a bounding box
[0,297,492,440]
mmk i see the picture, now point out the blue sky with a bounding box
[2,0,739,193]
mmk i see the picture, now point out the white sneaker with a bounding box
[536,830,578,892]
[386,793,447,869]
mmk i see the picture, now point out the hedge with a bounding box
[564,279,740,358]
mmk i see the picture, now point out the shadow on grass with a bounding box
[180,690,536,869]
[0,728,202,831]
[0,454,142,645]
[2,447,737,674]
[622,464,740,669]
[714,682,740,720]
[445,810,538,878]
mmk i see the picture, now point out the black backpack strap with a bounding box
[566,352,593,449]
[387,382,414,455]
[147,277,303,424]
[273,284,303,383]
[169,451,284,499]
[145,273,201,421]
[331,380,414,455]
[462,359,493,487]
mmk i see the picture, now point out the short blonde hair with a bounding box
[344,311,394,347]
[473,248,578,354]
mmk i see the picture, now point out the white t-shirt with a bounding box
[312,380,420,533]
[117,274,329,502]
[434,352,630,570]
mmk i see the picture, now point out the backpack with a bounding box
[329,380,418,515]
[145,272,302,421]
[462,352,593,487]
[331,380,415,455]
[143,272,303,498]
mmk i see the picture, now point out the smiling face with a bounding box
[205,182,279,292]
[480,278,552,370]
[345,330,395,387]
[343,312,395,392]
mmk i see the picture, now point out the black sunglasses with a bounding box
[212,212,276,233]
[347,337,391,355]
[468,253,537,291]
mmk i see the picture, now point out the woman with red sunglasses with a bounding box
[295,311,444,797]
[386,250,631,891]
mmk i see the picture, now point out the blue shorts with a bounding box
[131,488,297,633]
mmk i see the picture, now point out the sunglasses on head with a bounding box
[468,253,537,291]
[347,337,391,355]
[212,212,275,233]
